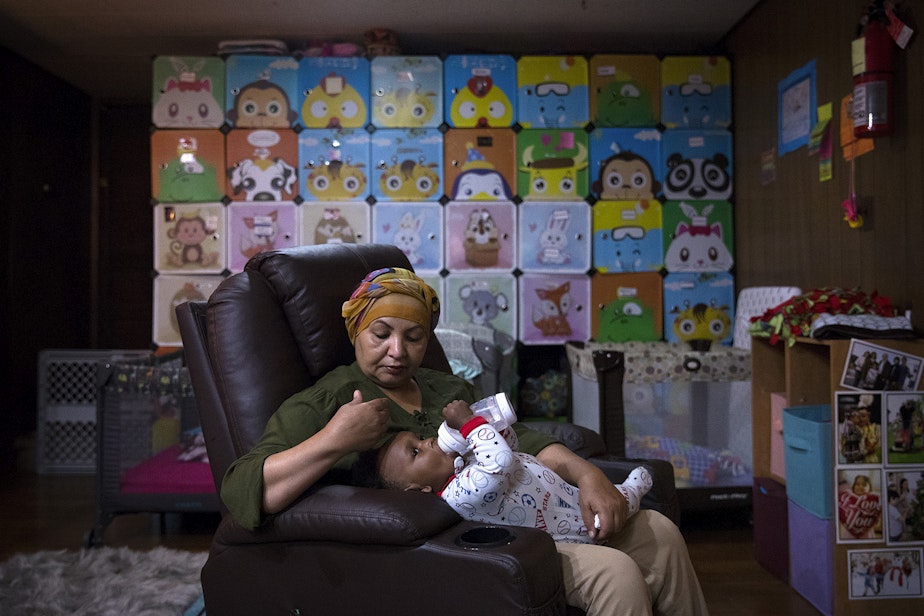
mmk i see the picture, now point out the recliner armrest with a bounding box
[214,484,461,547]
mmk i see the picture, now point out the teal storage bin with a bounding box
[783,404,833,519]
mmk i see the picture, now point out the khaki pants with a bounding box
[557,510,709,616]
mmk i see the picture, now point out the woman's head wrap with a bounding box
[341,267,440,343]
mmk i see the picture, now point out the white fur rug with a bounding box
[0,546,207,616]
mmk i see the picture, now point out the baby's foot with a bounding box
[616,466,653,516]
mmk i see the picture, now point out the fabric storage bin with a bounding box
[752,477,789,582]
[783,404,833,519]
[788,499,834,616]
[567,341,752,490]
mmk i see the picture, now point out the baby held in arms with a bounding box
[366,397,652,544]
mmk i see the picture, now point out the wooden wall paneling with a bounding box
[96,105,155,350]
[728,0,924,330]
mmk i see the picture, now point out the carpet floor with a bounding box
[0,546,207,615]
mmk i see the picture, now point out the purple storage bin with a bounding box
[753,477,788,582]
[788,499,834,616]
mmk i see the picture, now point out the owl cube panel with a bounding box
[445,200,516,272]
[589,127,662,201]
[153,203,226,274]
[592,200,663,273]
[153,274,225,346]
[225,129,299,202]
[226,202,299,272]
[371,201,444,274]
[444,273,518,343]
[298,128,371,202]
[443,128,517,202]
[443,54,517,128]
[591,271,663,342]
[663,272,735,348]
[661,56,732,130]
[151,129,226,203]
[152,55,226,128]
[516,129,589,201]
[516,55,589,129]
[661,130,733,202]
[300,201,371,246]
[370,56,443,128]
[225,54,301,129]
[518,201,591,274]
[370,129,443,202]
[589,54,660,128]
[519,273,591,346]
[298,56,370,129]
[662,200,734,273]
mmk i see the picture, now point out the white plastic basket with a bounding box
[36,349,150,474]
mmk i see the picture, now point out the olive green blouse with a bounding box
[220,362,558,529]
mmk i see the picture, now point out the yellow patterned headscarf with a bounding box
[341,267,440,344]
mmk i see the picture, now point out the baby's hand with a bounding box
[442,400,475,430]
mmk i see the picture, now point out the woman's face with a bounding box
[354,315,429,389]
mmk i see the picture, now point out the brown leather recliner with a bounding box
[176,243,679,616]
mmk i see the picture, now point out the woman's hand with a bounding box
[322,389,391,452]
[262,390,389,515]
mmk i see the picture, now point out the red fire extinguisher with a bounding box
[852,6,896,138]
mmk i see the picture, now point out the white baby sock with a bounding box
[615,466,653,516]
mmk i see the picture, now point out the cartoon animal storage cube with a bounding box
[226,202,298,272]
[591,272,663,342]
[444,54,517,128]
[589,54,660,128]
[589,127,662,201]
[444,129,517,201]
[592,200,663,273]
[370,56,443,128]
[152,56,225,128]
[661,130,733,202]
[518,201,591,273]
[516,129,589,201]
[225,129,299,202]
[663,272,735,348]
[298,56,370,129]
[662,200,734,273]
[517,55,589,129]
[225,54,300,129]
[370,129,443,202]
[153,203,226,274]
[444,273,517,343]
[153,274,225,346]
[151,130,226,203]
[445,200,516,271]
[371,201,444,274]
[661,56,732,130]
[300,201,370,246]
[519,273,591,346]
[298,128,371,202]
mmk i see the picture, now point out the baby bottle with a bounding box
[437,393,518,454]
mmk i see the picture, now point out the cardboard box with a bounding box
[752,477,788,582]
[788,499,834,616]
[783,404,833,519]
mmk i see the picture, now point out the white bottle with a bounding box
[437,393,518,454]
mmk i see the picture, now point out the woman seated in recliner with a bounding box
[220,267,709,616]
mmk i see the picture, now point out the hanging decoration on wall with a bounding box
[777,60,817,155]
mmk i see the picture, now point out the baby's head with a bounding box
[357,430,457,493]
